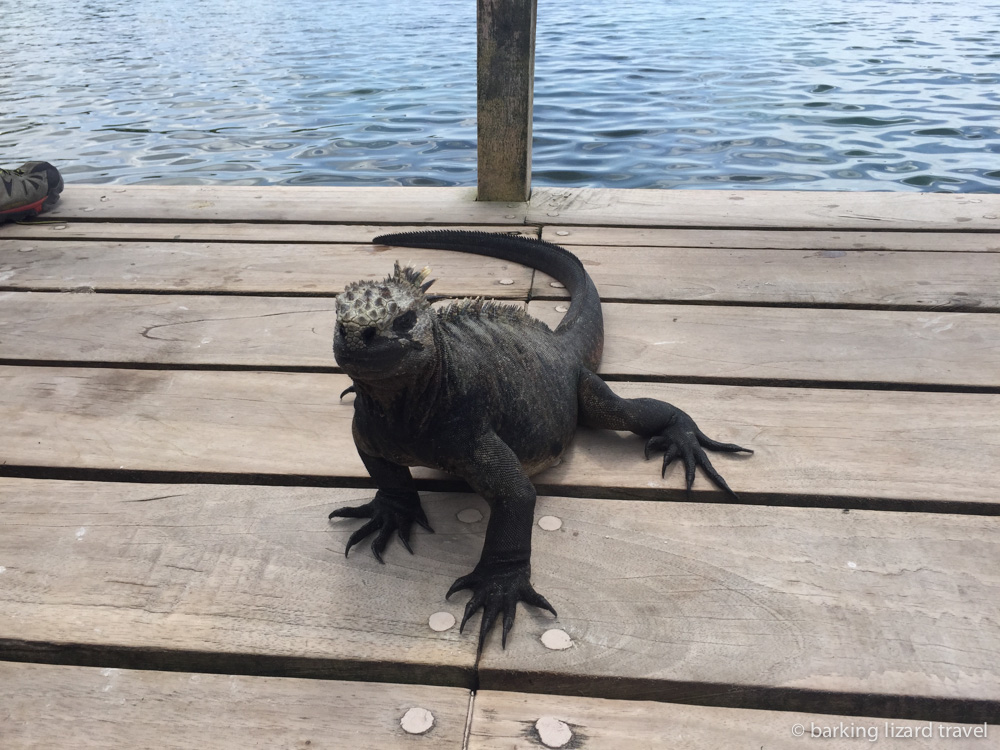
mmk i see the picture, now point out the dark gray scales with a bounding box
[329,230,752,653]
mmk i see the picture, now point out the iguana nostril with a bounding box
[362,326,377,344]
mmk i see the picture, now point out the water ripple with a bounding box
[1,0,998,191]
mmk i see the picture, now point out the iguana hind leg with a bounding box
[328,449,433,563]
[577,370,752,498]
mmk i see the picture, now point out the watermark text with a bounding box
[790,721,990,742]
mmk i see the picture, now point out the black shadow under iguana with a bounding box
[330,230,752,653]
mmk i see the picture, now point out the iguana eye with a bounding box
[392,310,417,333]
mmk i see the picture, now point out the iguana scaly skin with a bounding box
[331,230,751,653]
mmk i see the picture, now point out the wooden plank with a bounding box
[478,496,1000,722]
[4,293,998,390]
[471,690,998,748]
[19,185,1000,231]
[0,367,365,478]
[8,218,996,254]
[530,245,1000,309]
[0,292,341,368]
[7,232,997,311]
[477,0,537,201]
[6,238,996,310]
[38,184,528,223]
[529,187,1000,231]
[0,240,533,296]
[4,480,998,722]
[10,219,997,254]
[527,302,1000,388]
[540,225,1000,252]
[0,292,522,369]
[548,380,1000,508]
[0,478,478,681]
[2,221,538,244]
[2,662,470,749]
[0,367,997,508]
[33,186,1000,231]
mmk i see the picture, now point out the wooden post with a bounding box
[477,0,537,202]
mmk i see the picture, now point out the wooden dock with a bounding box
[2,184,999,748]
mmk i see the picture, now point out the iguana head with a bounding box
[333,262,437,383]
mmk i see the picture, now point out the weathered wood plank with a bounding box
[0,240,532,296]
[0,292,521,370]
[2,662,470,749]
[549,380,999,508]
[25,185,1000,231]
[0,367,364,478]
[6,238,996,310]
[529,187,1000,230]
[471,690,998,748]
[39,185,527,223]
[479,496,1000,722]
[1,222,537,244]
[540,225,1000,252]
[528,302,1000,388]
[0,292,341,367]
[9,219,995,253]
[0,367,997,508]
[0,479,478,681]
[6,234,998,311]
[530,245,1000,309]
[4,478,996,722]
[477,0,537,201]
[4,293,998,389]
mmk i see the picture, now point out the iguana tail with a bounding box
[372,230,604,371]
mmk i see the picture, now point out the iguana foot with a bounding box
[447,562,556,654]
[643,412,752,499]
[328,489,433,563]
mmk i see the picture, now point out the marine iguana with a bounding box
[330,230,751,653]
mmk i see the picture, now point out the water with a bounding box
[2,0,999,191]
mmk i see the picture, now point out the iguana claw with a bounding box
[447,563,556,655]
[328,490,433,563]
[643,411,752,499]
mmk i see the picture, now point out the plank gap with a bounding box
[0,286,342,298]
[1,646,995,725]
[3,286,994,313]
[532,294,1000,314]
[0,641,475,692]
[1,359,998,396]
[6,221,540,243]
[462,690,477,750]
[527,482,1000,517]
[596,374,1000,395]
[0,359,342,374]
[2,465,999,517]
[476,675,1000,725]
[15,217,530,227]
[540,224,1000,236]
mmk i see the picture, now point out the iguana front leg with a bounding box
[328,449,433,562]
[578,370,752,497]
[446,431,557,654]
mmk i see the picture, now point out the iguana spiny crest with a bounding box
[335,261,550,367]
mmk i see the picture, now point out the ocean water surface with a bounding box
[2,0,998,191]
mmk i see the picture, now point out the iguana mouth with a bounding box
[335,335,404,370]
